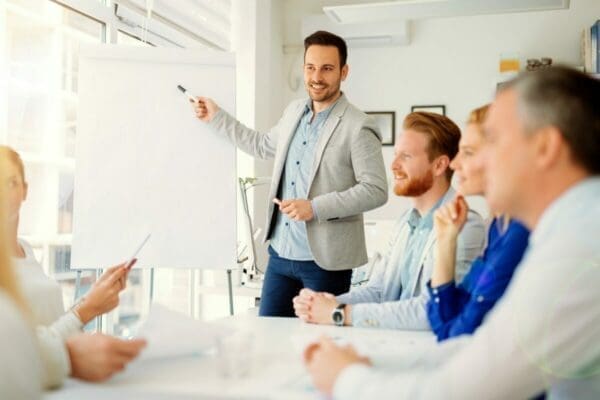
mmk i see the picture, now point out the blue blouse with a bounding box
[426,218,530,341]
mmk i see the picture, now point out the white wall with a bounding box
[281,0,600,220]
[231,0,284,271]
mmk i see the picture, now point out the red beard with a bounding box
[394,170,434,197]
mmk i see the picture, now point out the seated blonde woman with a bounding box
[0,158,42,398]
[426,105,530,340]
[0,146,146,388]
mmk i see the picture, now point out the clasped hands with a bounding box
[293,288,344,324]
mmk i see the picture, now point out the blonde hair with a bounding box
[467,104,491,126]
[0,153,29,315]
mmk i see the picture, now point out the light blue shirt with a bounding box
[337,187,487,330]
[270,99,337,261]
[398,205,438,301]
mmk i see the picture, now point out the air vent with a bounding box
[324,0,570,24]
[302,15,410,48]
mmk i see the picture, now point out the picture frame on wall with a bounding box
[411,105,446,116]
[366,111,395,146]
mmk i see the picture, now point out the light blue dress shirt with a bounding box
[398,204,438,301]
[336,187,487,330]
[270,99,336,261]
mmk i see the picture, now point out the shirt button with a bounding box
[477,295,484,302]
[296,161,300,165]
[303,141,307,145]
[433,288,438,294]
[291,182,295,186]
[285,222,289,226]
[435,298,440,303]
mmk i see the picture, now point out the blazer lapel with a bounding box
[383,216,411,300]
[409,230,437,295]
[307,95,348,188]
[271,102,308,191]
[407,188,457,294]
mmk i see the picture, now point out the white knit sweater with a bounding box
[14,240,84,388]
[0,290,42,399]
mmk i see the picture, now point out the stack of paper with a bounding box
[136,304,232,360]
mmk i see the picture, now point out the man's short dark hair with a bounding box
[503,66,600,174]
[304,30,348,67]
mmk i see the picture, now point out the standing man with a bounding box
[192,31,388,317]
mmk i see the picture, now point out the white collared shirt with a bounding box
[334,177,600,399]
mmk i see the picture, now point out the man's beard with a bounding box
[307,81,340,103]
[394,170,434,197]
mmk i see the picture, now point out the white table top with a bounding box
[44,313,435,399]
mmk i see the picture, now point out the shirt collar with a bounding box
[407,209,422,232]
[530,177,600,247]
[406,186,456,231]
[304,92,343,122]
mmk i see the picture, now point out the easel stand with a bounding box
[227,269,234,316]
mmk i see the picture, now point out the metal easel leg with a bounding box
[189,269,196,318]
[227,269,234,316]
[149,268,155,302]
[96,268,103,332]
[74,269,82,304]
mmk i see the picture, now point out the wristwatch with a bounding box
[332,303,346,327]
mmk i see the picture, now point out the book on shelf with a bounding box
[582,20,600,74]
[595,20,600,73]
[592,21,599,73]
[582,27,592,72]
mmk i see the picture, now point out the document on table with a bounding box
[290,330,434,357]
[135,304,231,360]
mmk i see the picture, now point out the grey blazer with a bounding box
[207,94,388,270]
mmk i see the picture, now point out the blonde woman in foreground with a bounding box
[0,146,146,389]
[0,157,42,398]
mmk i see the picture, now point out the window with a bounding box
[2,0,245,334]
[117,29,154,46]
[3,0,104,311]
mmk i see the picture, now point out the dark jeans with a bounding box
[258,246,352,317]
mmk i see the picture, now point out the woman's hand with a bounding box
[74,261,135,324]
[431,195,469,287]
[434,194,469,241]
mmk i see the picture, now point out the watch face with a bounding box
[332,309,343,324]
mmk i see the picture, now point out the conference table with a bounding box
[44,312,436,399]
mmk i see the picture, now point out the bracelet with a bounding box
[70,297,86,323]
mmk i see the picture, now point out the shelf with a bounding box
[21,234,73,247]
[20,151,76,170]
